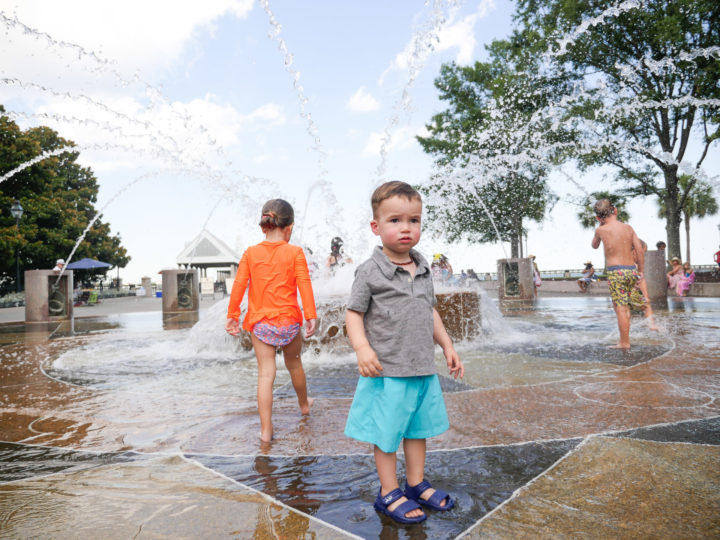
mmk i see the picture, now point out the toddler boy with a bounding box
[344,181,464,524]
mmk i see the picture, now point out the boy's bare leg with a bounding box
[612,303,631,348]
[251,335,278,442]
[404,438,447,507]
[374,446,424,519]
[281,333,312,415]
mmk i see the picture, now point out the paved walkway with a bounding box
[0,294,224,324]
[0,295,718,538]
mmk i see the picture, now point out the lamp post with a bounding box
[10,200,24,292]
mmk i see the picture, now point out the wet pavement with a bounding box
[0,296,718,538]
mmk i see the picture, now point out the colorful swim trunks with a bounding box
[252,321,301,347]
[607,266,645,308]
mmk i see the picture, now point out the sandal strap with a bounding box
[426,488,451,506]
[378,488,405,507]
[394,498,423,515]
[407,479,433,497]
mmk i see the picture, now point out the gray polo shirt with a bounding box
[347,246,437,377]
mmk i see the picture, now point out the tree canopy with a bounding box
[418,38,563,256]
[0,106,130,294]
[514,0,720,259]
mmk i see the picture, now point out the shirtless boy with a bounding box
[591,199,646,348]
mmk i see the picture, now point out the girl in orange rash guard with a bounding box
[225,199,317,442]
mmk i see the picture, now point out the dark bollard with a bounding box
[25,269,74,325]
[497,258,534,300]
[644,250,668,302]
[161,269,199,328]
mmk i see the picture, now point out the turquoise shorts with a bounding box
[344,374,449,453]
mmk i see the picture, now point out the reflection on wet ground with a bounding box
[0,296,718,538]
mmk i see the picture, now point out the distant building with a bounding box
[176,229,241,282]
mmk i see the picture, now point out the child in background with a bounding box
[225,199,317,442]
[344,181,464,524]
[591,199,646,348]
[676,262,695,297]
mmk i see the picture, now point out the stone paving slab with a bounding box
[0,454,353,539]
[465,436,720,539]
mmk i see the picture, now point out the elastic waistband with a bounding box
[607,265,636,271]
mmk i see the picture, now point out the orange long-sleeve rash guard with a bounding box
[227,241,317,331]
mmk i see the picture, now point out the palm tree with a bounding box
[577,191,630,229]
[658,175,719,264]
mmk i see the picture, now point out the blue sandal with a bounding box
[404,479,455,511]
[374,488,427,524]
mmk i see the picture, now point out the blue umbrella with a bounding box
[66,258,112,269]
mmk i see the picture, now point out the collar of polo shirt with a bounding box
[371,246,430,279]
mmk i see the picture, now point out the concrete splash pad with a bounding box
[0,297,718,538]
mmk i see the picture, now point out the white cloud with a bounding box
[347,87,380,112]
[379,1,493,83]
[362,125,429,157]
[0,0,254,75]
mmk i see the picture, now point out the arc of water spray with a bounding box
[0,147,68,184]
[375,0,462,183]
[258,0,341,245]
[550,0,642,58]
[0,12,236,168]
[1,108,274,201]
[54,170,174,286]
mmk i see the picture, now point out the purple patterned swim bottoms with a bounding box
[252,321,301,347]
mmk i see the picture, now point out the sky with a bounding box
[1,0,718,284]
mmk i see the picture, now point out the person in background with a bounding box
[53,259,65,271]
[304,246,320,278]
[667,257,683,289]
[577,261,597,292]
[327,236,352,272]
[431,254,454,283]
[714,245,720,275]
[656,241,666,252]
[676,262,695,297]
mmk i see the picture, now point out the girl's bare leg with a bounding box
[251,335,278,442]
[281,333,312,414]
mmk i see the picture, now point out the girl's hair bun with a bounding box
[259,200,294,231]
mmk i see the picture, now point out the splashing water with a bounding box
[375,0,462,183]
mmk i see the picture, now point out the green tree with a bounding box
[0,107,130,294]
[657,174,718,263]
[577,191,630,229]
[515,0,720,260]
[418,38,562,256]
[420,172,554,255]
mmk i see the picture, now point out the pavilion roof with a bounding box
[176,229,241,266]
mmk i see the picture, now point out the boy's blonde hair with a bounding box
[371,181,422,218]
[594,198,614,219]
[259,199,294,232]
